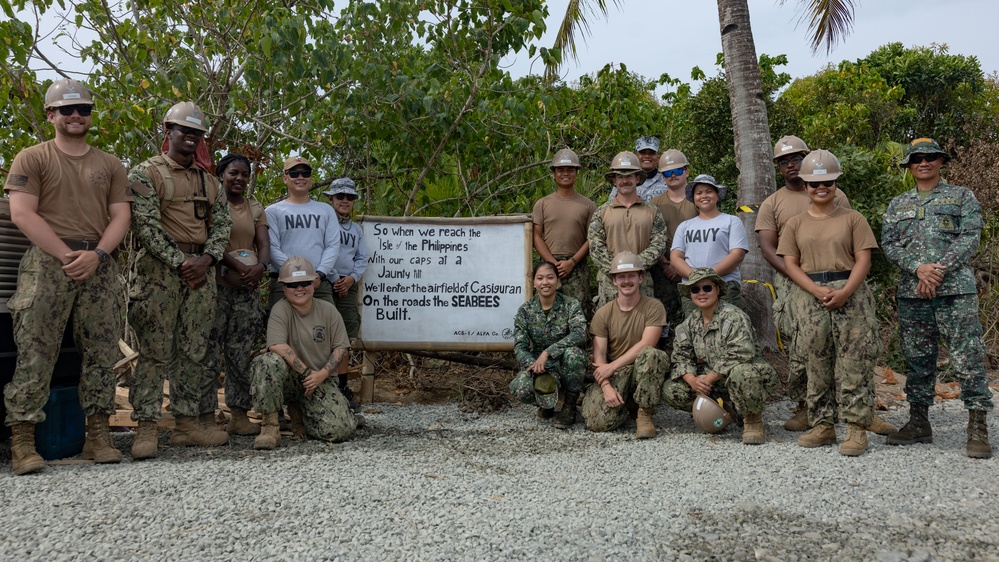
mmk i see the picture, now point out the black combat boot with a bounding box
[553,392,579,429]
[886,403,932,445]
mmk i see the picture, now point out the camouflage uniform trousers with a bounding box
[679,281,748,317]
[595,272,655,311]
[661,363,777,416]
[898,294,993,410]
[772,273,806,404]
[3,247,122,424]
[509,347,587,405]
[200,284,266,414]
[553,255,593,320]
[790,279,880,427]
[128,252,217,420]
[581,346,670,432]
[250,352,357,442]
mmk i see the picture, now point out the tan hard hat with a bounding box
[658,149,689,172]
[604,151,646,182]
[798,149,842,182]
[692,394,733,433]
[773,135,810,161]
[609,251,644,275]
[550,149,581,169]
[163,101,208,132]
[223,249,258,286]
[278,256,318,284]
[44,78,94,109]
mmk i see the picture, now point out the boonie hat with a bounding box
[283,155,312,172]
[899,137,950,167]
[685,174,727,202]
[658,149,689,172]
[323,177,359,199]
[798,149,842,182]
[635,136,660,153]
[278,256,319,283]
[680,267,727,297]
[533,373,559,410]
[609,251,644,275]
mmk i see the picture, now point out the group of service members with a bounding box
[516,134,992,460]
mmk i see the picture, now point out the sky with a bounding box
[501,0,999,89]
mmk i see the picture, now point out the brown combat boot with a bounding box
[553,392,579,430]
[131,420,158,460]
[287,404,308,439]
[82,415,122,463]
[253,412,281,450]
[170,415,229,447]
[636,407,657,439]
[839,423,868,456]
[10,423,45,475]
[967,410,992,459]
[742,412,765,445]
[536,407,556,420]
[797,422,837,448]
[783,402,808,432]
[866,414,898,436]
[226,407,260,436]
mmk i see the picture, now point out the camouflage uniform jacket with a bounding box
[587,199,669,273]
[129,155,232,267]
[670,302,773,380]
[882,181,981,298]
[513,293,586,368]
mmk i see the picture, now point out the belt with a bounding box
[61,239,101,251]
[807,270,852,283]
[176,242,205,254]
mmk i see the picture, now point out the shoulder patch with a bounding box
[6,174,29,188]
[130,180,152,197]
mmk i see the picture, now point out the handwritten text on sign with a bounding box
[358,216,530,350]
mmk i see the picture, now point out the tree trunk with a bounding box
[717,0,778,350]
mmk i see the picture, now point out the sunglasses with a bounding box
[806,180,836,189]
[689,283,715,294]
[57,104,93,117]
[661,168,685,178]
[284,280,313,289]
[909,154,941,165]
[286,169,312,179]
[331,193,356,201]
[777,155,804,167]
[170,125,205,137]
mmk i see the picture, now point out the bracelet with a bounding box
[568,256,577,265]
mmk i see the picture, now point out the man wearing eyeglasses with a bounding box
[650,149,698,340]
[127,101,232,459]
[883,138,992,459]
[264,156,340,310]
[2,78,132,475]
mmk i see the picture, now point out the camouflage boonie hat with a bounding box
[323,177,359,199]
[685,174,727,202]
[635,136,660,153]
[899,138,950,167]
[533,373,559,410]
[680,267,727,297]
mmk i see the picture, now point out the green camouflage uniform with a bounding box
[201,285,265,413]
[882,182,992,410]
[127,158,231,421]
[250,352,356,442]
[662,302,777,415]
[587,203,669,309]
[770,273,806,403]
[581,346,670,432]
[789,279,880,427]
[509,293,587,404]
[4,248,123,424]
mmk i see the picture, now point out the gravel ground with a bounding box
[1,396,997,562]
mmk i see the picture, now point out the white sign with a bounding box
[357,216,531,351]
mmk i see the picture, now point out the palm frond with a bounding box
[780,0,856,55]
[544,0,622,82]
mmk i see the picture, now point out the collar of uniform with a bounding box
[531,291,566,315]
[161,152,201,171]
[610,197,647,208]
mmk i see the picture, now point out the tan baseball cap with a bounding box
[283,155,312,171]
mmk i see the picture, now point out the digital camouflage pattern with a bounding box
[789,280,879,427]
[552,254,593,320]
[510,293,587,405]
[587,204,668,309]
[250,352,356,442]
[609,173,669,202]
[770,273,806,403]
[581,346,670,432]
[201,284,266,413]
[662,302,777,415]
[4,249,122,424]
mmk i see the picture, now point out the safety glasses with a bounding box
[661,168,685,178]
[777,155,804,167]
[170,125,205,137]
[806,180,836,189]
[57,104,93,117]
[689,283,714,294]
[909,154,941,165]
[331,193,357,201]
[286,169,312,179]
[284,281,313,289]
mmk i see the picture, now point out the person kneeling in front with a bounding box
[250,256,358,449]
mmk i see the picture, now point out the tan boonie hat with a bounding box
[44,78,94,109]
[550,148,581,169]
[899,137,950,167]
[798,149,842,182]
[680,267,727,297]
[283,155,312,171]
[278,256,318,283]
[609,251,644,275]
[773,135,810,161]
[658,149,689,172]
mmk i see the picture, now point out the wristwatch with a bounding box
[94,248,110,264]
[317,271,328,282]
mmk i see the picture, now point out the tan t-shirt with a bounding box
[756,186,851,235]
[3,141,131,239]
[777,207,878,273]
[650,192,697,240]
[267,298,350,371]
[143,154,222,244]
[532,191,596,256]
[590,295,666,362]
[218,197,268,288]
[599,199,660,257]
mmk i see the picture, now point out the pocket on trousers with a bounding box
[7,270,37,311]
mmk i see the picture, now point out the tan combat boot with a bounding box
[131,420,159,460]
[866,414,898,436]
[287,404,307,439]
[783,402,808,432]
[742,412,765,445]
[170,415,230,447]
[967,410,992,459]
[839,423,868,456]
[82,415,123,463]
[636,407,657,439]
[253,412,281,450]
[797,422,837,448]
[226,407,261,435]
[10,423,45,475]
